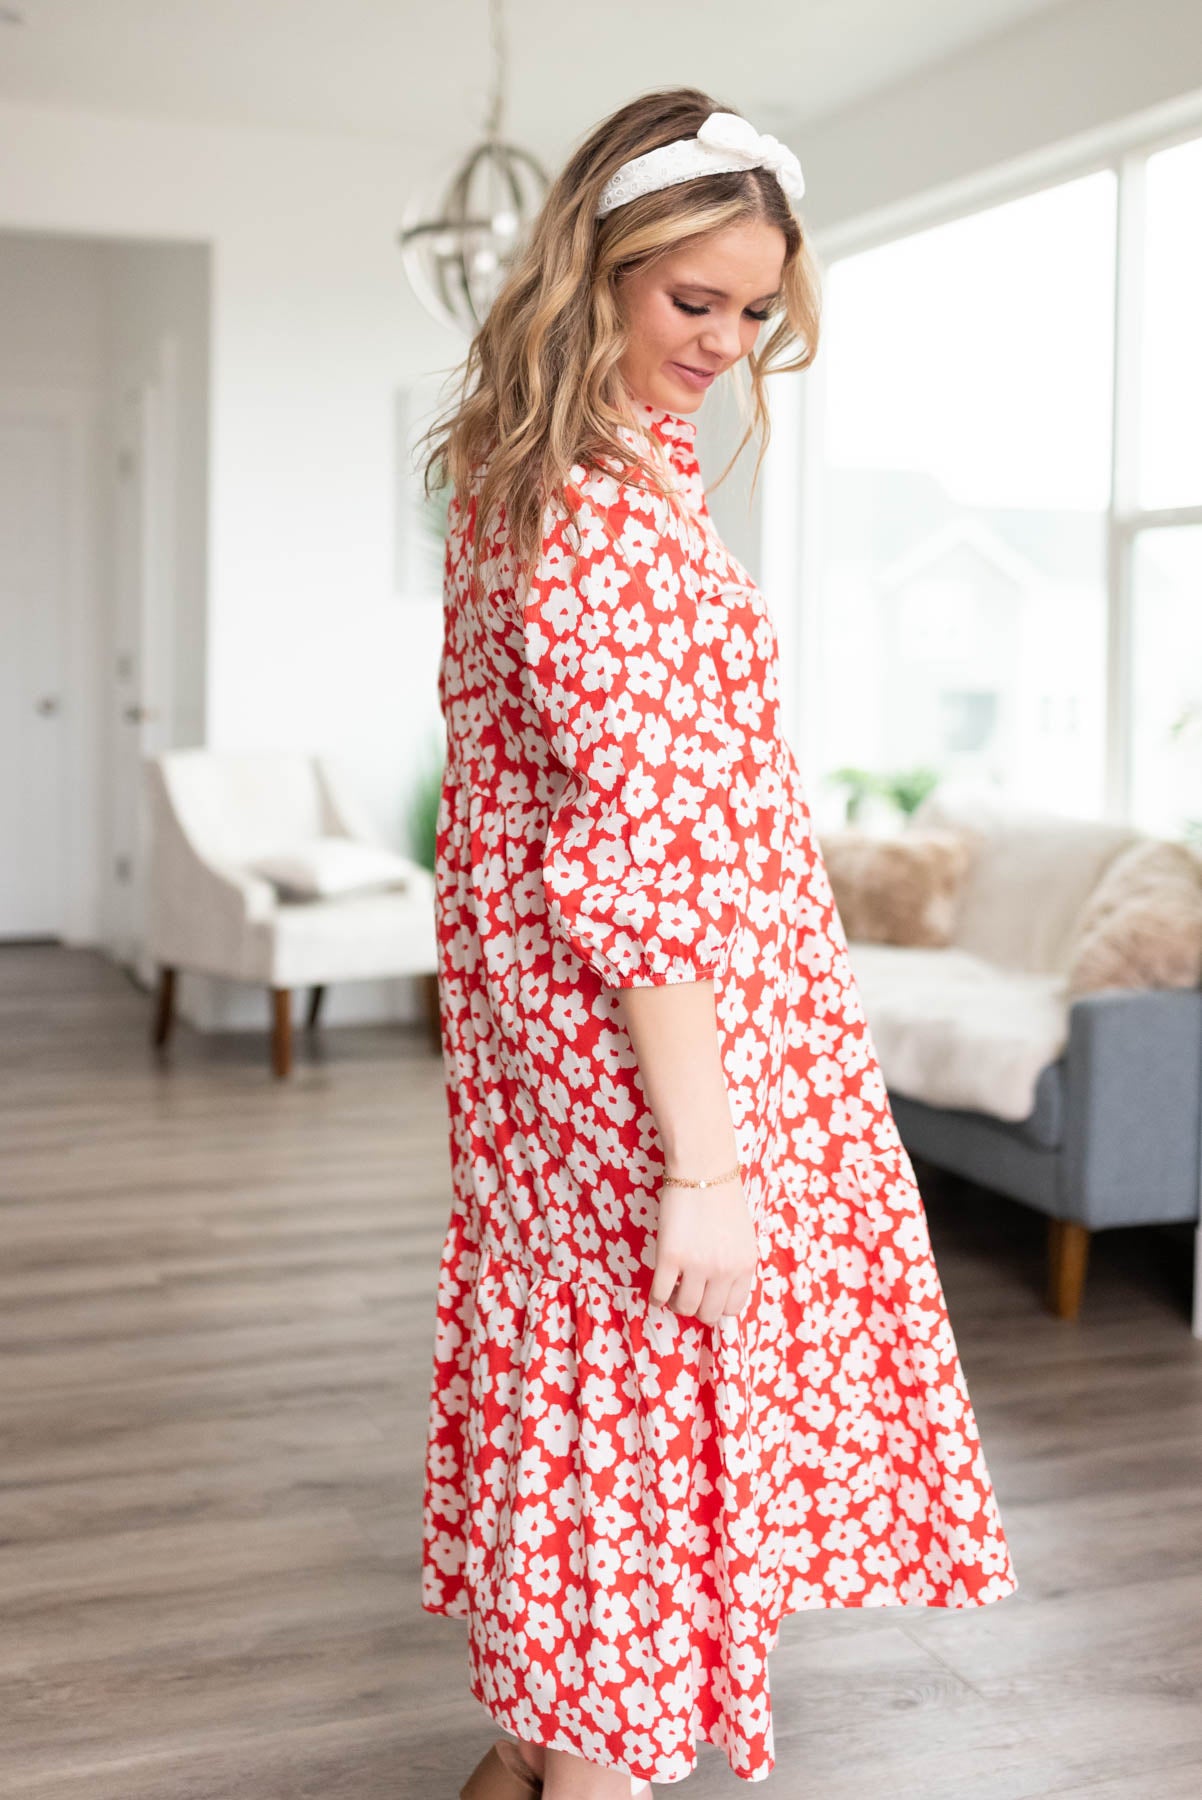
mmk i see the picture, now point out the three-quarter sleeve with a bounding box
[520,469,748,989]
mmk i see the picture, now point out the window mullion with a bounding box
[1106,148,1147,822]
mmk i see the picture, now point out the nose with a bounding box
[697,309,744,363]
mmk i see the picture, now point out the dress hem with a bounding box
[463,1662,773,1788]
[423,1565,1021,1788]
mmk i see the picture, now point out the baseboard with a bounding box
[141,966,425,1031]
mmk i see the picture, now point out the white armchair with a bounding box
[143,749,439,1075]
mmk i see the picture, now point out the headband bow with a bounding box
[594,109,806,219]
[695,112,806,202]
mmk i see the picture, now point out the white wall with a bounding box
[0,231,108,379]
[0,102,458,1026]
[797,0,1202,241]
[0,98,456,866]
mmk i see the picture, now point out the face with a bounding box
[613,217,786,416]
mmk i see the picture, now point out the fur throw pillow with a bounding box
[817,827,977,947]
[1064,838,1202,998]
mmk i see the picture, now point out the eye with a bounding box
[672,297,773,322]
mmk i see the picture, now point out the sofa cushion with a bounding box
[890,1059,1065,1151]
[817,828,976,947]
[911,783,1141,973]
[1064,838,1202,998]
[847,941,1070,1123]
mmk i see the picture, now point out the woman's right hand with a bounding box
[611,977,756,1324]
[649,1176,758,1324]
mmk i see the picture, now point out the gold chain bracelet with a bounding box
[661,1159,744,1191]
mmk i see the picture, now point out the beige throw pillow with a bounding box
[817,827,977,948]
[1064,838,1202,999]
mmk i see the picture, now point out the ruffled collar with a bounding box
[615,397,706,515]
[636,395,697,437]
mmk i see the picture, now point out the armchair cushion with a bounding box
[245,836,420,900]
[258,882,436,985]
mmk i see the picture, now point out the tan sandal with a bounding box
[460,1738,544,1799]
[458,1735,654,1799]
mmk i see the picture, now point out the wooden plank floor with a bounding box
[1,942,1201,1798]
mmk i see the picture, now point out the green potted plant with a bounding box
[405,731,445,1050]
[826,765,940,827]
[406,731,446,872]
[826,766,882,825]
[879,766,941,818]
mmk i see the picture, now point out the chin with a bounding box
[662,377,705,407]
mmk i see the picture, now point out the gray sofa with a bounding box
[842,786,1202,1329]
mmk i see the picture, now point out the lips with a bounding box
[670,361,718,387]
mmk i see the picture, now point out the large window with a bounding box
[809,127,1202,841]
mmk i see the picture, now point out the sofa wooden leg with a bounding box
[306,985,325,1030]
[271,988,293,1078]
[1048,1218,1090,1320]
[152,966,176,1048]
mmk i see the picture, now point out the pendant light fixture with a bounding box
[398,0,548,332]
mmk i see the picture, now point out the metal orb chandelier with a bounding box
[398,0,549,333]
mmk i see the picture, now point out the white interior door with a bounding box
[0,407,69,938]
[109,346,176,972]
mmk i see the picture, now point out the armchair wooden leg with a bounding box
[422,972,443,1054]
[271,988,293,1078]
[306,985,325,1030]
[1047,1218,1090,1321]
[152,966,176,1048]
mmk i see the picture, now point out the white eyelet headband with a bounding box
[595,109,805,220]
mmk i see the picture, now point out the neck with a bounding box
[615,381,695,428]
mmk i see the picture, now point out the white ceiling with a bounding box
[0,0,1065,153]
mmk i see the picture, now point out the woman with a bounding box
[419,87,1019,1800]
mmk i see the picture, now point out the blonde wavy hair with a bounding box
[416,86,823,600]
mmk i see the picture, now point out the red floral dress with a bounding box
[421,398,1019,1788]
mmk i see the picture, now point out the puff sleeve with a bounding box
[520,470,748,990]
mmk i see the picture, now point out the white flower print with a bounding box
[556,1642,586,1688]
[422,403,1019,1790]
[527,1600,565,1652]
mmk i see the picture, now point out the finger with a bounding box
[649,1263,682,1309]
[725,1275,754,1318]
[671,1273,706,1319]
[697,1276,733,1327]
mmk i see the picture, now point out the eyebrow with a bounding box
[674,281,781,304]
